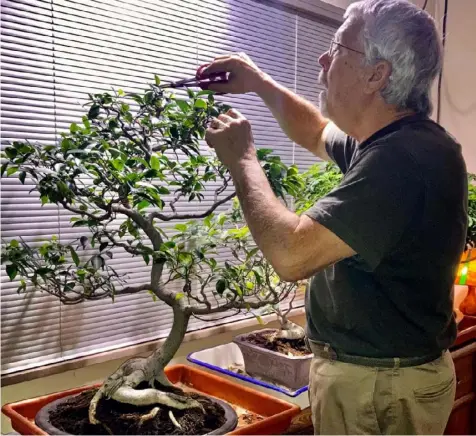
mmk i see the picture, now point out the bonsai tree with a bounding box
[1,77,305,430]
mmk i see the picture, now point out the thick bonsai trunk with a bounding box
[89,305,203,431]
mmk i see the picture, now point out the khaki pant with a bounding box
[308,351,456,435]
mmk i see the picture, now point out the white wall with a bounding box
[435,0,476,171]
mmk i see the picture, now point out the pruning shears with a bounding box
[158,64,229,91]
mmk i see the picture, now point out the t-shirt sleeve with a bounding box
[305,145,424,270]
[325,122,359,174]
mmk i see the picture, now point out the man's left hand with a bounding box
[205,109,256,169]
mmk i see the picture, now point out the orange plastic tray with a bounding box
[2,364,300,435]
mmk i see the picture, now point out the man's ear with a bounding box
[364,60,392,94]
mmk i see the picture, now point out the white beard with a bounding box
[319,90,329,118]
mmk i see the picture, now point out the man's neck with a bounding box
[348,106,416,143]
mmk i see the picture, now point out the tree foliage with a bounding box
[1,77,307,315]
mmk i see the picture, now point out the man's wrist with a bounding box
[228,151,258,174]
[253,71,274,97]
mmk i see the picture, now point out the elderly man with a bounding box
[202,0,467,434]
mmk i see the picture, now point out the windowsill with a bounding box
[1,306,305,387]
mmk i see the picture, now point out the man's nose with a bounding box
[319,52,331,71]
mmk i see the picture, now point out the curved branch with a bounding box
[115,284,152,295]
[148,192,235,222]
[60,201,112,223]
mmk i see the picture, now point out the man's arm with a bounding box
[229,157,355,281]
[199,53,332,161]
[256,75,331,161]
[205,110,355,282]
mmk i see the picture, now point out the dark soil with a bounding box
[48,388,226,435]
[244,330,310,356]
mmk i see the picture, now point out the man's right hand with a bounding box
[197,52,265,94]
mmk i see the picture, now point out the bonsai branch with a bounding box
[60,201,112,223]
[149,192,235,222]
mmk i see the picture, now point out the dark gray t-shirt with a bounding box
[305,115,467,358]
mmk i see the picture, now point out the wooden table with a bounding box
[286,317,476,435]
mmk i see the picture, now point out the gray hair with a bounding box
[344,0,442,116]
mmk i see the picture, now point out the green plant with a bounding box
[294,161,343,215]
[466,173,476,249]
[1,76,305,430]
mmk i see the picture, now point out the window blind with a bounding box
[1,0,339,374]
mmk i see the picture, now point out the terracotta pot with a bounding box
[1,364,300,436]
[233,329,312,391]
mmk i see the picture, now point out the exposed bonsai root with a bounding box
[169,410,182,429]
[138,406,160,426]
[88,357,204,426]
[270,320,305,341]
[111,386,204,410]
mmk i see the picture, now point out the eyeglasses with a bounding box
[329,40,365,57]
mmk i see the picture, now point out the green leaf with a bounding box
[150,155,160,171]
[36,267,53,276]
[154,75,161,86]
[144,91,154,105]
[137,200,150,211]
[216,279,227,295]
[162,241,176,249]
[176,99,190,113]
[80,236,88,249]
[111,159,125,171]
[175,224,187,232]
[204,215,213,228]
[70,123,80,133]
[5,147,18,159]
[10,239,19,248]
[88,104,101,120]
[82,116,91,129]
[178,252,193,266]
[256,315,265,325]
[69,246,80,266]
[1,162,9,176]
[257,148,273,160]
[19,171,27,184]
[246,247,260,260]
[217,213,227,226]
[175,292,185,300]
[233,283,243,296]
[6,264,18,281]
[72,220,88,228]
[194,99,207,109]
[157,186,170,195]
[6,166,18,176]
[253,269,263,286]
[117,89,125,97]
